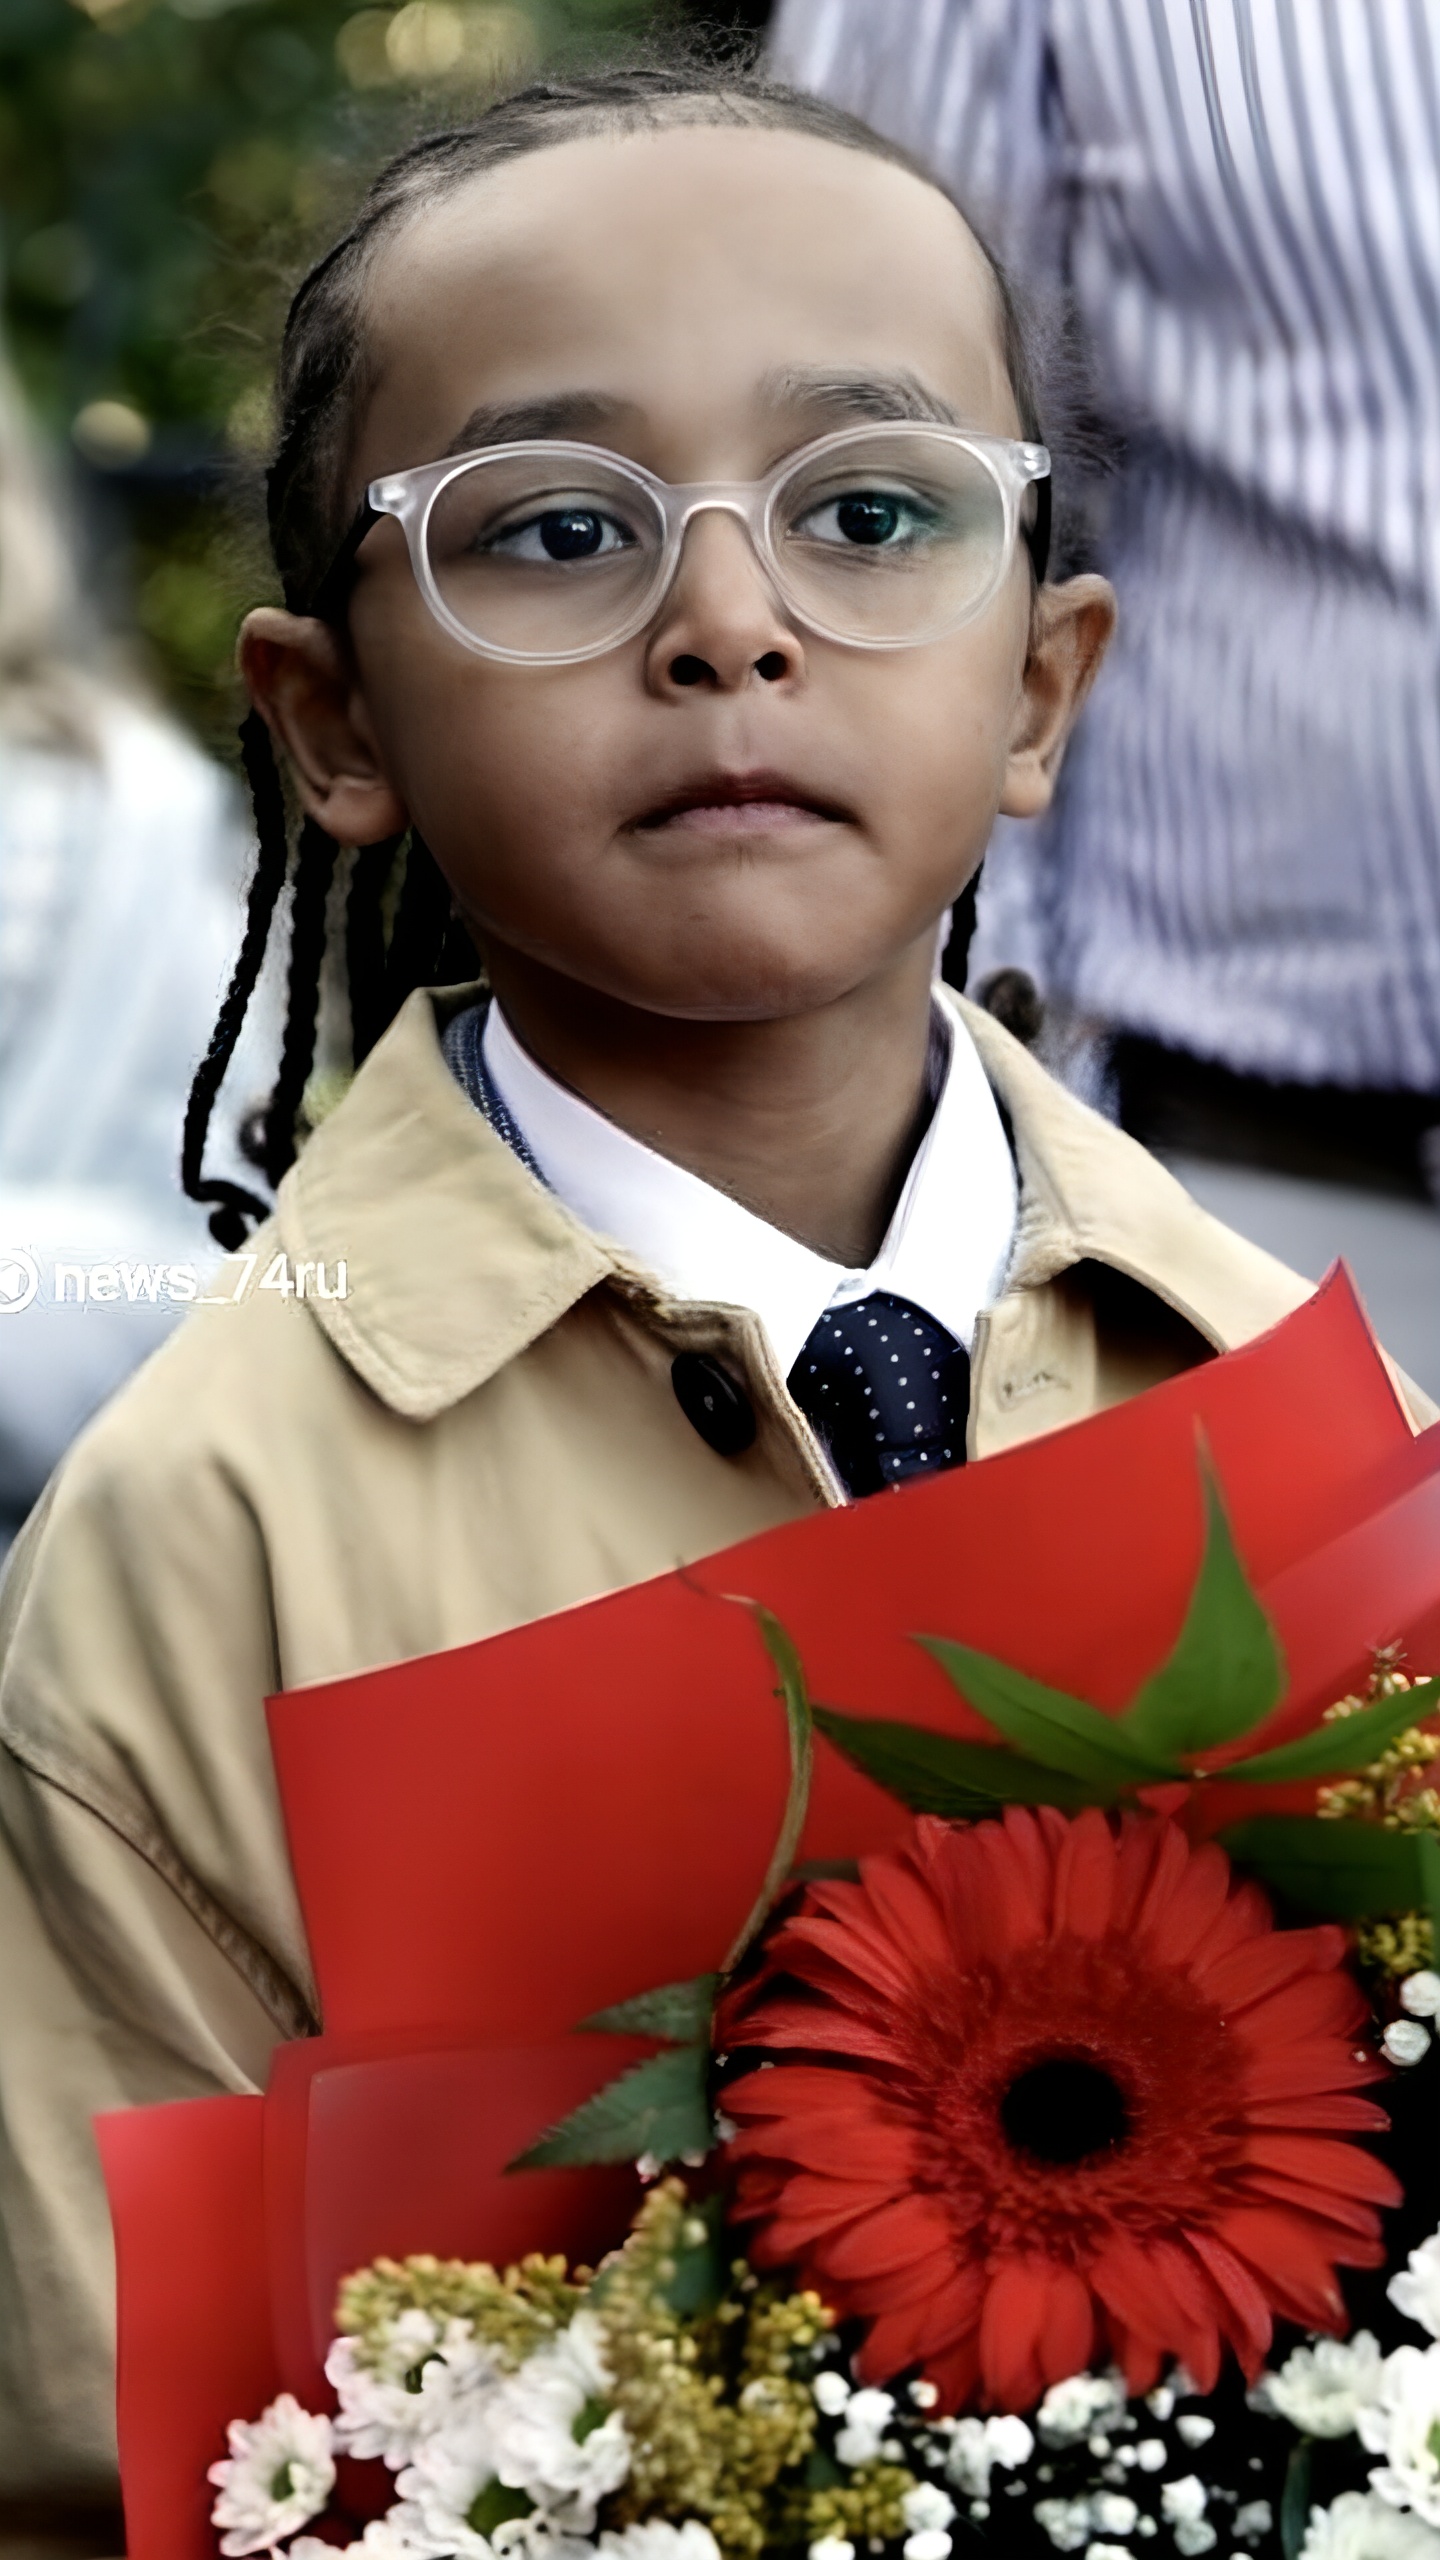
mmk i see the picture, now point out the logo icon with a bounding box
[0,1248,40,1315]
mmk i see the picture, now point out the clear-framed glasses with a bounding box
[311,423,1051,664]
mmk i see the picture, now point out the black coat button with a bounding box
[671,1352,757,1457]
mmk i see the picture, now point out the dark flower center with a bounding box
[1000,2057,1130,2164]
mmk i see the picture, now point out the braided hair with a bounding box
[183,60,1048,1244]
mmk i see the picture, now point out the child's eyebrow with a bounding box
[761,366,967,429]
[441,390,631,455]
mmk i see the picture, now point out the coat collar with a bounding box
[278,984,1306,1421]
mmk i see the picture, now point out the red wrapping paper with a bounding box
[101,1269,1440,2560]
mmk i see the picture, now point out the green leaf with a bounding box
[812,1707,1103,1816]
[1220,1816,1437,1922]
[919,1639,1180,1792]
[1227,1678,1440,1786]
[1280,2441,1312,2560]
[581,1976,719,2041]
[661,2193,727,2319]
[1119,1464,1284,1760]
[511,2043,712,2171]
[467,2483,535,2537]
[718,1604,816,1974]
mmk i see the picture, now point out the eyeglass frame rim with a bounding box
[302,419,1053,658]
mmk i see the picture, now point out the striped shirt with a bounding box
[771,0,1440,1094]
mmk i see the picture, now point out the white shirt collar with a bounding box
[481,997,1017,1378]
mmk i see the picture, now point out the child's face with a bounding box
[246,125,1112,1024]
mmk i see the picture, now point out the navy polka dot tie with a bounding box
[787,1290,971,1497]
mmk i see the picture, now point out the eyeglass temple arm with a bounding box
[304,496,381,624]
[1024,476,1052,583]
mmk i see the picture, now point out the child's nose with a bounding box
[644,509,804,696]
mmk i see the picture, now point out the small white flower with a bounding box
[1386,2021,1432,2068]
[1401,1976,1440,2021]
[1089,2494,1137,2535]
[1173,2529,1217,2557]
[1034,2498,1095,2552]
[1302,2489,1440,2560]
[1161,2478,1208,2529]
[808,2539,855,2560]
[1360,2344,1440,2526]
[1254,2334,1386,2439]
[1038,2374,1128,2449]
[208,2395,336,2557]
[942,2413,1033,2499]
[987,2415,1036,2471]
[813,2372,852,2418]
[903,2534,952,2560]
[1175,2416,1214,2449]
[1134,2443,1167,2475]
[1086,2545,1134,2560]
[1234,2502,1274,2546]
[598,2524,720,2560]
[834,2389,896,2468]
[909,2380,940,2411]
[1392,2237,1440,2342]
[944,2420,993,2499]
[903,2484,956,2536]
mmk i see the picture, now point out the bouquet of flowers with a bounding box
[99,1275,1440,2560]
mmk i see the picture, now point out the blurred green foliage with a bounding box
[0,0,756,741]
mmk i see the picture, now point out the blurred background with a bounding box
[0,0,771,748]
[0,0,1436,1559]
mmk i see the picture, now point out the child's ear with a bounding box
[999,574,1117,821]
[239,608,409,845]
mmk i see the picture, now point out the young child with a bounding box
[0,62,1431,2540]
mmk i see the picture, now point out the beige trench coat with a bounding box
[0,987,1430,2542]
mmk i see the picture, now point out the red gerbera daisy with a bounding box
[721,1806,1397,2415]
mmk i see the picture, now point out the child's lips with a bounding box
[630,770,849,835]
[639,797,834,836]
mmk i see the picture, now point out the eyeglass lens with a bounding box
[422,431,1011,659]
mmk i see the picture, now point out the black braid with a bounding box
[261,817,339,1188]
[345,835,401,1068]
[181,710,290,1248]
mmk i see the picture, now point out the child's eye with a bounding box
[484,505,637,564]
[790,487,938,550]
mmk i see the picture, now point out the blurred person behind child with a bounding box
[0,349,270,1561]
[772,0,1440,1195]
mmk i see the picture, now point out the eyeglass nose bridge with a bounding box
[643,482,798,640]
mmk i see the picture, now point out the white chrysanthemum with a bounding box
[1302,2490,1440,2560]
[208,2395,336,2556]
[1360,2345,1440,2526]
[597,2524,720,2560]
[392,2403,518,2560]
[329,2316,500,2466]
[1392,2239,1440,2343]
[1253,2335,1386,2439]
[1037,2374,1128,2449]
[484,2312,630,2531]
[290,2528,422,2560]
